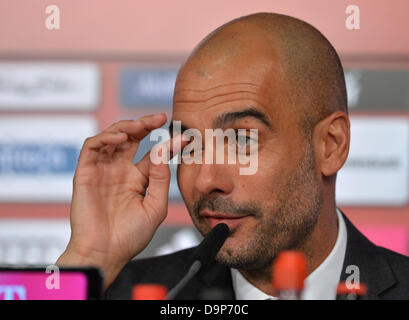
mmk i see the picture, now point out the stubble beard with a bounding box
[216,143,322,271]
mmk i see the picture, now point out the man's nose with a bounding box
[193,163,234,196]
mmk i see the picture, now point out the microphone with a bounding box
[167,223,229,300]
[272,250,307,300]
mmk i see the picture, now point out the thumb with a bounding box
[142,135,186,224]
[142,141,172,224]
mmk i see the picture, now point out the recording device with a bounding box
[167,223,229,300]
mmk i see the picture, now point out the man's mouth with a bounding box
[200,211,252,229]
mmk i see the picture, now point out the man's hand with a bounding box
[56,114,182,290]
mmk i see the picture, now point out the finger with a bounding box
[142,136,186,224]
[78,132,128,166]
[96,144,117,163]
[104,114,167,138]
[142,142,171,225]
[104,120,146,141]
[139,113,168,130]
[106,114,168,161]
[134,151,150,180]
[135,135,187,179]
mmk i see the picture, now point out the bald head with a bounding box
[174,13,349,275]
[177,12,347,134]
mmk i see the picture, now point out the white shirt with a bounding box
[231,208,347,300]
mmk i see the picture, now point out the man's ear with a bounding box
[313,111,350,177]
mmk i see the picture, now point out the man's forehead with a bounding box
[175,50,281,89]
[173,82,265,106]
[172,75,285,127]
[174,63,283,109]
[171,40,290,129]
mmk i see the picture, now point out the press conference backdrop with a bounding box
[0,0,408,266]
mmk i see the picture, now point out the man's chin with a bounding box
[215,238,255,269]
[215,251,275,271]
[213,235,278,271]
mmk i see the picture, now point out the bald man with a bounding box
[57,13,409,300]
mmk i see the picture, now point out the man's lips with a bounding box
[200,211,252,229]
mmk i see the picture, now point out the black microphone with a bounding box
[167,223,229,300]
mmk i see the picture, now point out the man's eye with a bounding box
[237,134,252,147]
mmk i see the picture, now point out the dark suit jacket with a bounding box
[105,213,409,300]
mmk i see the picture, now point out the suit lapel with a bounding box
[339,211,397,299]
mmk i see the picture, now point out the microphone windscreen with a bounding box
[190,223,229,270]
[272,250,307,291]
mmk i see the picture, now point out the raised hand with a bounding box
[57,114,182,289]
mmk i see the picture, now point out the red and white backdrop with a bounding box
[0,0,408,264]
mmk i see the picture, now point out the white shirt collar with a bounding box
[231,208,347,300]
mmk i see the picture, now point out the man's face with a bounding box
[172,54,323,271]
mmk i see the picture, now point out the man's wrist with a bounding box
[56,245,125,291]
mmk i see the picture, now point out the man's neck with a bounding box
[238,206,339,296]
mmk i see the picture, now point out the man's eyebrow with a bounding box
[168,121,190,136]
[168,108,272,136]
[213,108,273,129]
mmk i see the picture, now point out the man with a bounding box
[57,13,409,299]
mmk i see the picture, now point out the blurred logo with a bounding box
[0,62,100,110]
[155,228,200,256]
[336,117,409,206]
[0,144,78,175]
[344,70,362,109]
[120,68,178,107]
[0,219,70,265]
[0,285,26,300]
[344,69,409,112]
[0,116,97,201]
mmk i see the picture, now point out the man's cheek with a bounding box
[177,165,197,194]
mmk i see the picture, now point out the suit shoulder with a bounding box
[104,247,196,299]
[124,247,196,275]
[374,245,409,298]
[376,245,409,271]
